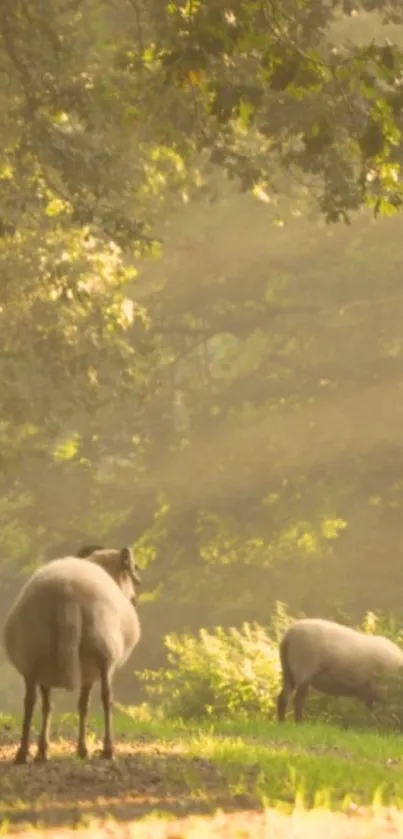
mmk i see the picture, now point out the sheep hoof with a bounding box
[100,746,114,761]
[14,749,29,765]
[34,751,48,763]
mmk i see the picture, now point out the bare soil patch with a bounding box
[0,736,252,829]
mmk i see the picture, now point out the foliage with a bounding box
[153,0,403,223]
[139,620,282,720]
[139,603,403,728]
[2,0,403,244]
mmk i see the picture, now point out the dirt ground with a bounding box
[0,734,255,829]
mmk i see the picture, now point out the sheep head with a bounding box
[77,545,141,605]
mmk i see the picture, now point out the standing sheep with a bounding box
[277,617,403,723]
[3,545,141,764]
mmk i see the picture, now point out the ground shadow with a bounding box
[0,735,263,828]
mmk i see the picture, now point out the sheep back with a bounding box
[3,557,141,689]
[283,618,403,697]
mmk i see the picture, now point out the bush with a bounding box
[139,623,281,720]
[139,602,403,729]
[138,602,290,720]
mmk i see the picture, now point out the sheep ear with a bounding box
[120,546,141,585]
[76,544,104,558]
[133,562,142,585]
[119,546,133,570]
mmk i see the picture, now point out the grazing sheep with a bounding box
[277,617,403,723]
[3,545,141,764]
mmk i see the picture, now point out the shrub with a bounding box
[138,602,290,720]
[139,623,282,720]
[138,602,403,729]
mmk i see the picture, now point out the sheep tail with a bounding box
[279,633,295,690]
[54,599,82,690]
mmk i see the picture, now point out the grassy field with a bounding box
[3,705,403,836]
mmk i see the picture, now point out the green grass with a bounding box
[2,704,403,831]
[116,707,403,808]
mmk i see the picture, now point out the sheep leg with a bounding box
[294,682,309,722]
[77,682,93,759]
[365,695,375,711]
[278,637,295,723]
[35,686,52,762]
[99,664,114,760]
[362,682,377,710]
[277,682,293,722]
[14,678,37,764]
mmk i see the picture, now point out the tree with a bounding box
[151,0,403,222]
[1,0,403,686]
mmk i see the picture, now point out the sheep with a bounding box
[3,545,141,764]
[277,617,403,723]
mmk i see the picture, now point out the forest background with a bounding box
[1,0,403,709]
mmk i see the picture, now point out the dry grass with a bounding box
[4,807,403,839]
